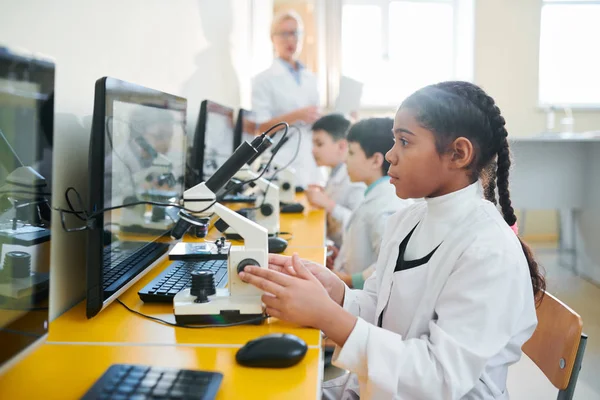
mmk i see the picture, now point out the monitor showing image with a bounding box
[0,46,54,369]
[86,77,187,318]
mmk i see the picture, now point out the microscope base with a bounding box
[175,312,264,325]
[173,288,265,325]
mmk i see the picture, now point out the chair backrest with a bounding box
[522,291,583,391]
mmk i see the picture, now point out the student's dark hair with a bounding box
[311,114,351,140]
[401,81,545,300]
[346,117,394,175]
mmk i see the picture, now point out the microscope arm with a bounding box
[211,202,268,257]
[232,168,281,236]
[181,182,218,216]
[270,164,296,204]
[233,168,278,195]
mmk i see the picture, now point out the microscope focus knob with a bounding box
[190,270,216,303]
[237,258,259,275]
[3,251,31,279]
[260,204,274,216]
[281,182,291,191]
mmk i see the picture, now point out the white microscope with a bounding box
[250,136,304,213]
[229,167,280,236]
[171,133,276,324]
[216,135,290,253]
[270,164,298,205]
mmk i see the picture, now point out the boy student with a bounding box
[306,114,365,250]
[332,117,413,289]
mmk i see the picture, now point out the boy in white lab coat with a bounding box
[332,118,413,289]
[306,114,365,250]
[240,81,545,399]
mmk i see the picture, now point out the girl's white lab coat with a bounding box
[333,178,411,282]
[325,164,366,248]
[327,199,538,399]
[251,59,322,187]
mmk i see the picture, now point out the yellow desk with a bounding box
[279,209,327,248]
[48,246,325,346]
[281,196,326,248]
[1,199,327,398]
[48,202,326,346]
[0,344,322,400]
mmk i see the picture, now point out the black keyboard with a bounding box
[138,259,228,302]
[103,242,169,295]
[220,193,257,203]
[81,364,222,400]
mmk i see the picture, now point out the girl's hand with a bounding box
[334,271,353,288]
[244,254,357,347]
[240,254,335,327]
[267,254,345,305]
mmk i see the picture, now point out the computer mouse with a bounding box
[236,333,308,368]
[280,202,305,214]
[268,236,288,254]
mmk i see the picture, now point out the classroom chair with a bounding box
[522,291,587,400]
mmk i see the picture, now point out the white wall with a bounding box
[474,0,600,237]
[0,0,255,319]
[249,0,275,106]
[577,142,600,283]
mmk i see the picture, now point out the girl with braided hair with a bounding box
[240,81,545,399]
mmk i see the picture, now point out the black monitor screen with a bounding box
[0,46,54,368]
[234,108,257,150]
[187,100,234,188]
[86,77,186,318]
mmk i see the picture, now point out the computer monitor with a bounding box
[233,108,257,150]
[0,46,54,370]
[86,77,186,318]
[187,100,235,188]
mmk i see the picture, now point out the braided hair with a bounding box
[401,81,545,299]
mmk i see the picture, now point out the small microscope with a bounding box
[171,132,279,324]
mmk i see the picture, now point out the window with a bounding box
[539,0,600,107]
[336,0,472,108]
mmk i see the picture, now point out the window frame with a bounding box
[321,0,470,111]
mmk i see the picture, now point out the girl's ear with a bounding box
[449,137,475,170]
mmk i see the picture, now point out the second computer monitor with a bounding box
[233,108,257,150]
[188,100,235,188]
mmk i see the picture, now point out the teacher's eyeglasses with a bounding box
[274,30,302,39]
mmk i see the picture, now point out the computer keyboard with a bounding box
[81,363,222,400]
[103,242,169,295]
[138,259,228,302]
[220,193,257,203]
